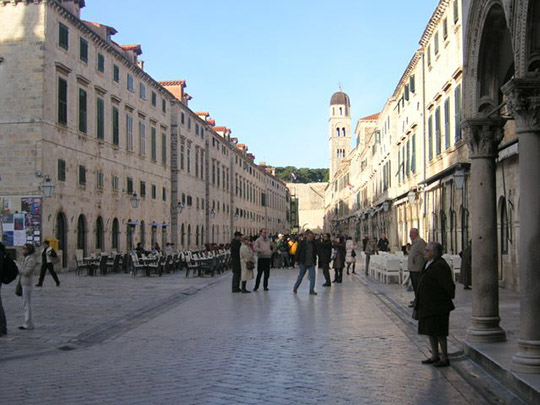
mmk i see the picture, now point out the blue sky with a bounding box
[84,0,439,168]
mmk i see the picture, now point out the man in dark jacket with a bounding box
[230,231,242,293]
[318,233,332,287]
[293,230,318,295]
[377,233,390,252]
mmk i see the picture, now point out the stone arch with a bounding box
[95,216,104,251]
[111,218,120,251]
[77,214,87,256]
[464,0,515,116]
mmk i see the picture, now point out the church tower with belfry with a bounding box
[329,89,351,182]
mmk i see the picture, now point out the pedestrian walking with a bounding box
[230,231,242,293]
[293,230,318,295]
[364,237,378,277]
[288,237,298,267]
[377,233,390,252]
[0,242,9,336]
[408,228,427,307]
[318,233,332,287]
[253,229,273,291]
[459,241,472,290]
[345,236,357,274]
[332,236,346,283]
[18,243,39,330]
[35,240,60,287]
[416,242,455,368]
[239,236,255,293]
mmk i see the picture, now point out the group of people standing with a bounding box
[0,240,61,336]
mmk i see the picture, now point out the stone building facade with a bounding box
[0,0,289,266]
[287,182,326,234]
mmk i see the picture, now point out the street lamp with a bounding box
[41,177,55,198]
[382,201,390,212]
[177,202,185,213]
[454,167,466,190]
[130,193,140,208]
[233,213,239,221]
[210,208,216,218]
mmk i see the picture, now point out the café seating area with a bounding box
[73,248,231,278]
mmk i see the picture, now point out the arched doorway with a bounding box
[112,218,120,251]
[77,214,87,257]
[96,216,104,252]
[126,220,134,251]
[56,212,67,267]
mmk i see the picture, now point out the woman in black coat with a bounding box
[416,242,455,367]
[332,236,346,283]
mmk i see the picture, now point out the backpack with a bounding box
[1,255,19,284]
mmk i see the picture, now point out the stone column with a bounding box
[502,77,540,373]
[463,118,506,343]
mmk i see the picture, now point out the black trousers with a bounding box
[410,271,420,299]
[321,262,331,284]
[334,267,343,283]
[232,266,241,292]
[38,263,60,285]
[254,258,271,289]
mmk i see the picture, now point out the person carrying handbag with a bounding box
[17,243,39,330]
[36,240,60,287]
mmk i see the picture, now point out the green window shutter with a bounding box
[412,134,416,173]
[58,78,68,125]
[161,133,167,165]
[96,98,104,140]
[80,38,88,62]
[112,107,119,146]
[151,127,157,161]
[454,85,462,141]
[59,23,69,50]
[78,88,87,133]
[444,98,451,149]
[428,116,433,160]
[435,107,441,155]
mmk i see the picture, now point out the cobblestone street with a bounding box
[0,269,511,404]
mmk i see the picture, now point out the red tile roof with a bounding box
[361,113,380,121]
[207,119,216,126]
[195,111,210,117]
[159,80,186,87]
[121,44,142,55]
[213,126,228,132]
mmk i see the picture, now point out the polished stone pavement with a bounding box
[0,268,524,404]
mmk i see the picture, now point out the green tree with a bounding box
[274,167,328,183]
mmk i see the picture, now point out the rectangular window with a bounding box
[96,97,105,140]
[162,99,166,113]
[151,127,157,162]
[404,84,410,101]
[139,82,146,100]
[97,53,105,73]
[59,23,69,50]
[127,74,134,91]
[161,133,167,165]
[181,112,185,124]
[443,18,448,40]
[435,107,442,155]
[162,187,167,202]
[79,38,88,62]
[427,45,432,66]
[112,106,119,146]
[139,121,146,156]
[112,175,119,191]
[453,0,459,23]
[428,115,433,160]
[444,98,451,149]
[151,91,157,107]
[195,123,199,136]
[127,177,133,194]
[195,149,199,177]
[406,139,410,176]
[180,140,185,170]
[78,165,86,186]
[113,64,120,82]
[187,146,191,173]
[78,88,87,133]
[454,84,462,141]
[410,75,416,93]
[434,32,440,55]
[58,77,68,125]
[151,184,157,200]
[397,150,401,184]
[57,159,66,182]
[188,118,191,130]
[411,133,416,173]
[126,114,134,151]
[97,171,104,189]
[140,181,146,198]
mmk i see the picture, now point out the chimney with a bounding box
[137,60,145,71]
[59,0,85,18]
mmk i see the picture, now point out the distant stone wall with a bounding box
[287,183,326,233]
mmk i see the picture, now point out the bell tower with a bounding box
[329,89,351,181]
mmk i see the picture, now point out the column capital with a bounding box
[462,118,505,159]
[502,77,540,134]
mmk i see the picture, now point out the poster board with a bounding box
[0,197,42,247]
